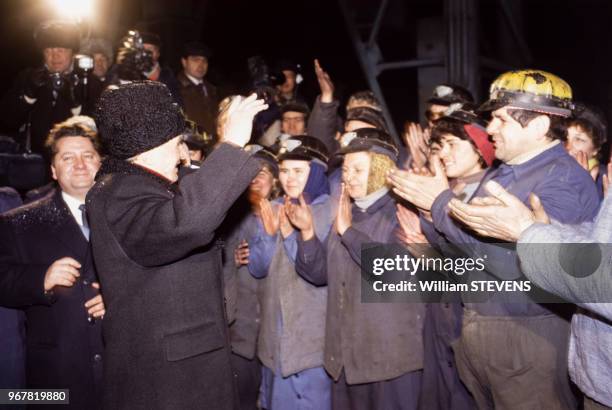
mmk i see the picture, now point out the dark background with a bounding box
[1,0,611,136]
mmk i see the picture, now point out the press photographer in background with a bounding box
[247,56,286,146]
[0,21,103,161]
[104,30,155,85]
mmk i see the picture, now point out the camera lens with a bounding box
[50,73,64,91]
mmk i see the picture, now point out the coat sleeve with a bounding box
[517,194,612,320]
[295,235,328,286]
[307,96,340,155]
[246,219,277,279]
[430,178,599,281]
[0,219,54,307]
[105,143,261,267]
[340,218,402,267]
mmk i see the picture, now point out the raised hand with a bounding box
[314,59,335,103]
[222,94,269,147]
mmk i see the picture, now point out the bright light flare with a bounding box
[48,0,95,21]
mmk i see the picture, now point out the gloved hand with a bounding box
[23,68,47,100]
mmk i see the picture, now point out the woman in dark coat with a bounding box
[86,82,266,410]
[292,128,425,410]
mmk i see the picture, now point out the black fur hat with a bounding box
[95,81,185,160]
[34,21,80,51]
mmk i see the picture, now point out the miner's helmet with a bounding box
[276,135,329,166]
[478,69,574,117]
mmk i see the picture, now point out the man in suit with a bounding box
[177,41,218,136]
[88,82,266,409]
[0,119,105,409]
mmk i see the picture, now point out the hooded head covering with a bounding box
[277,135,330,203]
[338,128,398,194]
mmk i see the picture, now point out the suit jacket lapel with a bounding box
[50,190,89,261]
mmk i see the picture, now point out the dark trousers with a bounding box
[230,352,261,410]
[420,303,475,410]
[453,309,579,410]
[332,369,422,410]
[584,396,612,410]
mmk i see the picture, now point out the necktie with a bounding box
[79,204,90,240]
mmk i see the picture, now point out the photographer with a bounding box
[0,21,101,158]
[247,56,284,146]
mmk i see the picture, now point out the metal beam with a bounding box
[480,56,514,72]
[337,0,400,144]
[444,0,480,100]
[498,0,532,64]
[367,0,390,50]
[378,57,444,72]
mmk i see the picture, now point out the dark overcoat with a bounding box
[0,189,104,409]
[86,143,260,410]
[177,71,218,135]
[296,193,425,384]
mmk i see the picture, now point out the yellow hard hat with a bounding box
[479,69,573,117]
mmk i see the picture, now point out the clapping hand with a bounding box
[387,155,449,211]
[285,194,315,240]
[260,198,279,236]
[403,122,430,169]
[279,201,294,239]
[335,184,352,235]
[448,181,550,242]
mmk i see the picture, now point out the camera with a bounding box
[115,30,154,80]
[49,72,64,92]
[247,56,286,103]
[75,54,94,71]
[247,56,285,86]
